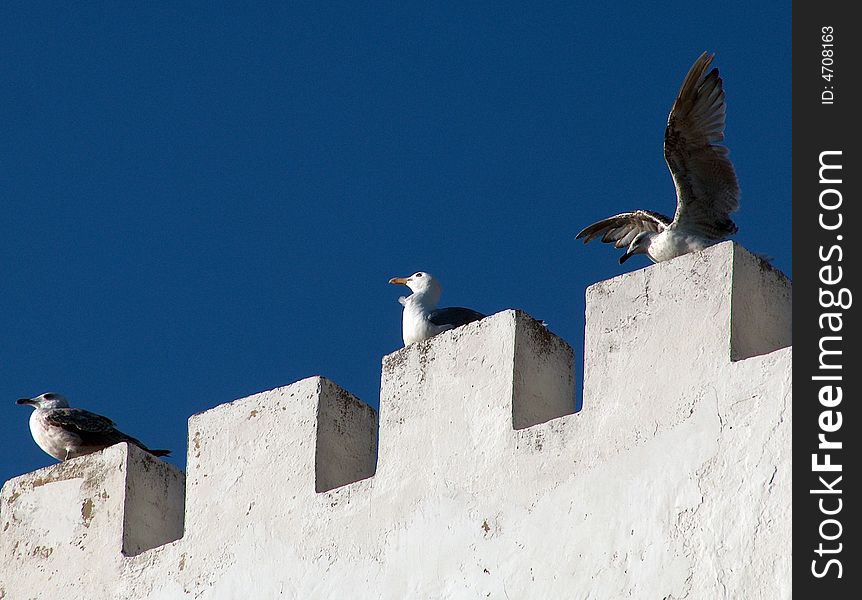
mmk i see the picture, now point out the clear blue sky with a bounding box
[0,2,791,483]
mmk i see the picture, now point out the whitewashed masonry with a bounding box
[0,242,792,599]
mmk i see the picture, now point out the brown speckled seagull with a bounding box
[17,392,170,461]
[577,52,740,264]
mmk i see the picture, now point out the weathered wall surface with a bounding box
[0,242,791,599]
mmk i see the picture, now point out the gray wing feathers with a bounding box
[46,408,170,456]
[665,52,740,239]
[428,307,485,329]
[46,408,117,435]
[576,210,672,248]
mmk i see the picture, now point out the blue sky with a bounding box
[0,2,791,483]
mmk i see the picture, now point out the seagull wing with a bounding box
[665,52,739,240]
[428,307,485,329]
[45,408,170,456]
[45,408,118,437]
[576,210,672,248]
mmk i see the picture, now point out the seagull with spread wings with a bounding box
[577,52,740,264]
[17,392,170,461]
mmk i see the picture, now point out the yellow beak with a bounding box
[388,277,409,285]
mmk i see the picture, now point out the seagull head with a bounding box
[620,232,655,264]
[389,271,443,305]
[17,392,70,410]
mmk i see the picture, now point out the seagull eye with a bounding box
[414,273,423,278]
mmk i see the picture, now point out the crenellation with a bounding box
[375,309,575,499]
[182,376,378,529]
[0,242,792,599]
[314,378,378,493]
[0,443,185,599]
[511,309,575,429]
[580,243,791,463]
[729,244,792,361]
[121,445,185,556]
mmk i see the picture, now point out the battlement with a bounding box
[0,242,792,599]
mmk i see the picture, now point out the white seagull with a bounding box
[577,52,740,264]
[17,392,171,461]
[389,272,485,346]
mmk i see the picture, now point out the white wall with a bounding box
[0,242,792,600]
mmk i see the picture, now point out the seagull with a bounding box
[389,272,485,346]
[576,52,740,264]
[17,392,171,461]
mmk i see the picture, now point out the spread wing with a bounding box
[576,210,672,248]
[665,52,739,240]
[428,307,485,329]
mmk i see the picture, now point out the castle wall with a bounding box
[0,242,792,599]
